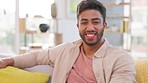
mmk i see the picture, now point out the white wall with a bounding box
[58,19,80,42]
[55,0,80,43]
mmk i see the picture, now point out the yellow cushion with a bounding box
[135,59,148,83]
[0,66,50,83]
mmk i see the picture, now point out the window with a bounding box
[0,0,55,55]
[131,0,148,58]
[19,0,54,19]
[0,0,16,55]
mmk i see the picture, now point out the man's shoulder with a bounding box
[104,45,133,67]
[108,45,128,54]
[106,45,130,59]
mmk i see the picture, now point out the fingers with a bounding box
[0,59,7,68]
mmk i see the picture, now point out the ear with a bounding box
[77,24,79,28]
[103,22,107,28]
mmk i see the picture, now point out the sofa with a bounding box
[0,55,148,83]
[134,59,148,83]
[0,55,53,83]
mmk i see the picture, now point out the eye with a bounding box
[93,21,100,25]
[81,21,87,25]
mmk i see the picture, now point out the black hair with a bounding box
[77,0,106,23]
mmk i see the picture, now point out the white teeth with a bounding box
[87,34,94,36]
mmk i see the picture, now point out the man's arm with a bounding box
[0,57,14,68]
[110,54,137,83]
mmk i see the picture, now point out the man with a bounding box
[0,0,136,83]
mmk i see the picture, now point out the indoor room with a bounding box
[0,0,147,83]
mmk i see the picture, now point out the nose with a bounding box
[86,24,95,30]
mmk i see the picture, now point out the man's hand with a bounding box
[0,57,14,68]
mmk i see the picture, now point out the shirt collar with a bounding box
[73,39,110,59]
[94,39,110,59]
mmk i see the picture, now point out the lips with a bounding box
[84,32,97,40]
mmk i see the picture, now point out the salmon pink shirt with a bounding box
[66,46,97,83]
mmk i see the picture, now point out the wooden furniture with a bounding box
[19,18,62,54]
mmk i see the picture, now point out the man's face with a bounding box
[77,9,106,46]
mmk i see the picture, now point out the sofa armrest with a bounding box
[24,65,53,83]
[24,65,53,75]
[135,59,148,83]
[0,55,53,83]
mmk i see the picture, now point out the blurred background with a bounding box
[0,0,147,59]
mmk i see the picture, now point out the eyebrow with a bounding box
[92,18,101,21]
[80,18,101,21]
[80,18,87,21]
